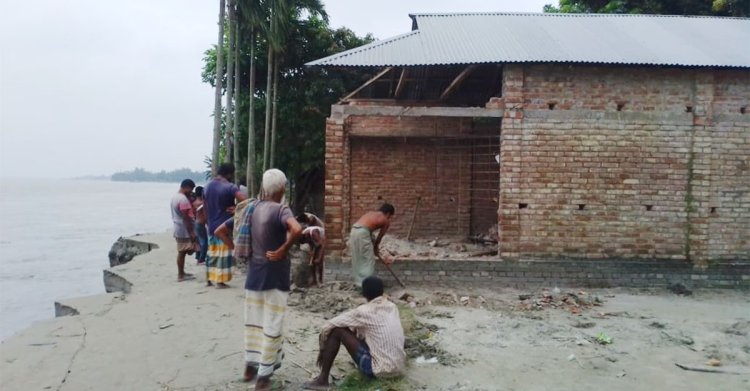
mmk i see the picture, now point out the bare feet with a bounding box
[243,365,258,383]
[302,377,330,390]
[177,273,195,282]
[216,282,230,289]
[254,376,276,391]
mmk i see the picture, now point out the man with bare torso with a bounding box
[349,203,395,285]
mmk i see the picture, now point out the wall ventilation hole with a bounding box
[449,197,455,202]
[616,103,625,112]
[548,102,556,110]
[742,106,747,114]
[578,204,586,211]
[645,204,653,211]
[518,203,528,209]
[377,195,382,200]
[685,106,693,113]
[710,207,717,214]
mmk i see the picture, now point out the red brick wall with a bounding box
[498,64,750,263]
[324,65,749,263]
[349,137,473,239]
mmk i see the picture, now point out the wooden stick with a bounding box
[288,357,314,376]
[674,363,749,375]
[377,254,406,288]
[406,196,421,241]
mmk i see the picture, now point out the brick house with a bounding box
[307,13,750,270]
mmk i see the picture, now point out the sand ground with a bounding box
[1,232,748,391]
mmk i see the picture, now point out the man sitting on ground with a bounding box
[350,203,395,286]
[302,276,406,390]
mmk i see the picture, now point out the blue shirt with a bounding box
[204,177,239,233]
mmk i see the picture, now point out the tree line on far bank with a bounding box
[111,168,205,184]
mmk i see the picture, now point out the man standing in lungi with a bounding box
[242,169,302,390]
[170,179,196,282]
[349,203,395,286]
[204,163,247,288]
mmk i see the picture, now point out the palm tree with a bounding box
[262,0,327,170]
[241,0,264,194]
[225,0,236,164]
[232,28,241,181]
[211,0,227,175]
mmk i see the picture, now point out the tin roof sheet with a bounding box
[306,13,750,68]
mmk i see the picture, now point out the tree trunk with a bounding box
[232,19,241,181]
[211,0,226,175]
[269,56,279,168]
[262,43,273,171]
[224,0,236,164]
[246,29,257,195]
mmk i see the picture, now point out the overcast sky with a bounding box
[0,0,550,179]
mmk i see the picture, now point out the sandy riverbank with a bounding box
[1,232,749,390]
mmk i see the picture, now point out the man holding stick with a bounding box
[349,203,395,286]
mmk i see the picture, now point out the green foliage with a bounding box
[111,168,205,184]
[543,0,749,16]
[338,372,410,391]
[202,2,375,186]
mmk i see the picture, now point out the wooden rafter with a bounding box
[394,68,407,99]
[439,65,478,101]
[338,67,393,103]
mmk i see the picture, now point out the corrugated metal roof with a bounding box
[306,12,750,68]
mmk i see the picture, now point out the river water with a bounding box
[0,179,183,341]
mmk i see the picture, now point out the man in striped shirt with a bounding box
[302,277,406,390]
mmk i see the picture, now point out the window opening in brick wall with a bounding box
[685,105,693,113]
[710,207,717,214]
[519,203,528,209]
[741,106,747,114]
[616,102,625,111]
[578,204,586,210]
[548,102,556,110]
[645,204,653,211]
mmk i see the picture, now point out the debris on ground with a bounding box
[596,332,613,345]
[379,234,496,260]
[288,281,362,319]
[400,310,460,367]
[667,282,693,295]
[724,320,750,336]
[660,330,694,346]
[516,290,604,314]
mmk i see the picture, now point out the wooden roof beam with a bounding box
[338,67,393,103]
[439,65,478,101]
[394,68,407,98]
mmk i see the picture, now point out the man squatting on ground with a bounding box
[303,276,406,390]
[350,203,395,285]
[233,169,302,391]
[297,212,326,286]
[170,179,196,282]
[204,163,247,288]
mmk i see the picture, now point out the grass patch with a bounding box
[338,372,410,391]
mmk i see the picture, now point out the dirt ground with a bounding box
[3,233,747,391]
[280,279,750,391]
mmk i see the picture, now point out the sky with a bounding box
[0,0,551,179]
